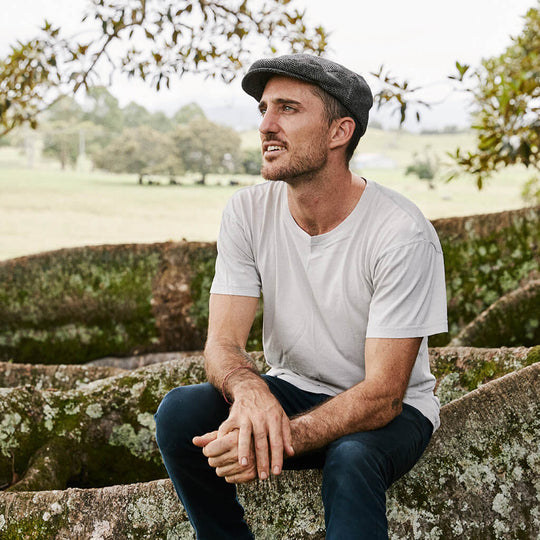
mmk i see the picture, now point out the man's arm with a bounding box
[200,293,294,481]
[289,337,422,454]
[201,335,422,483]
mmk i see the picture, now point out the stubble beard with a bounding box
[261,142,329,185]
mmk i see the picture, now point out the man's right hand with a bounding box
[217,376,294,480]
[204,293,294,481]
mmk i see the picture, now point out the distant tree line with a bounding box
[34,87,261,184]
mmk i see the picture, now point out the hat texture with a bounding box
[242,54,373,138]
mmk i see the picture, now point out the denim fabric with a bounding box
[155,376,432,540]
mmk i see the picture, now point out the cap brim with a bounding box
[241,68,318,101]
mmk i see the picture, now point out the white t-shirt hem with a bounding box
[210,285,260,298]
[366,321,448,339]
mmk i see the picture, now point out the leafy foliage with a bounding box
[448,2,540,188]
[0,245,164,364]
[430,206,539,346]
[405,146,439,188]
[0,0,328,137]
[1,207,537,363]
[172,118,241,183]
[93,126,182,180]
[371,2,539,189]
[0,26,64,136]
[370,65,431,125]
[173,102,206,125]
[241,147,263,175]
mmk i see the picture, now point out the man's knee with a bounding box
[154,383,226,455]
[324,437,388,487]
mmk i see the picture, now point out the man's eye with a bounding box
[259,108,266,116]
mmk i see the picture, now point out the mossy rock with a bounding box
[0,242,220,364]
[431,206,539,346]
[1,360,538,539]
[1,206,538,364]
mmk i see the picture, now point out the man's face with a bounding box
[258,76,331,183]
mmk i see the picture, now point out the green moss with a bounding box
[460,360,499,391]
[187,244,264,351]
[525,345,540,364]
[1,208,537,364]
[432,208,539,346]
[0,244,163,364]
[0,518,60,540]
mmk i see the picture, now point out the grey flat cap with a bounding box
[242,54,373,138]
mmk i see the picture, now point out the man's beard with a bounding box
[261,139,329,184]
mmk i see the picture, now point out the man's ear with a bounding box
[329,117,355,150]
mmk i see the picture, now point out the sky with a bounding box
[0,0,537,131]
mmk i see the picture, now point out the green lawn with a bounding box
[0,130,532,262]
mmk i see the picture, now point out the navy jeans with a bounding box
[155,376,433,539]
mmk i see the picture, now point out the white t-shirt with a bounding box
[210,179,447,430]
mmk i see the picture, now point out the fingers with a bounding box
[201,431,258,483]
[266,413,293,475]
[267,417,284,476]
[203,431,238,460]
[252,423,271,479]
[282,415,295,458]
[192,430,218,448]
[237,423,253,467]
[210,390,292,481]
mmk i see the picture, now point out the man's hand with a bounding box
[193,430,258,484]
[203,294,294,481]
[217,380,294,480]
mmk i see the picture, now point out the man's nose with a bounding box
[259,109,279,135]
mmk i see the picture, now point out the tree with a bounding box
[172,118,241,184]
[121,101,154,129]
[92,126,182,182]
[42,125,81,170]
[0,1,328,138]
[372,2,540,191]
[40,96,85,169]
[81,86,124,133]
[241,147,263,175]
[173,102,206,125]
[405,146,439,189]
[447,2,540,189]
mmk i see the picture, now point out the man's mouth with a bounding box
[263,143,286,156]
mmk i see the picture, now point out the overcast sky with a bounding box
[1,0,536,130]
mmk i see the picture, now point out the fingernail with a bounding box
[241,457,248,466]
[273,466,280,475]
[260,471,267,480]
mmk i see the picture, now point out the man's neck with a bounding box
[286,167,366,237]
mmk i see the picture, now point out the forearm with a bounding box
[203,337,293,480]
[204,338,261,393]
[290,380,403,455]
[204,293,265,400]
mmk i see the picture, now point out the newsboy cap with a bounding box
[242,54,373,138]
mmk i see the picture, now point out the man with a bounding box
[155,54,447,539]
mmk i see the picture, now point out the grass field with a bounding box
[0,129,532,261]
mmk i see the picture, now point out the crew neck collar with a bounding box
[281,178,372,244]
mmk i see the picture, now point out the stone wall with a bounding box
[1,359,538,539]
[1,206,538,364]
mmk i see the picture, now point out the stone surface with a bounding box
[1,361,539,539]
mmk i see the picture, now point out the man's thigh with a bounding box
[324,404,433,487]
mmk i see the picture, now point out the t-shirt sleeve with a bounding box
[366,239,448,338]
[209,199,261,298]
